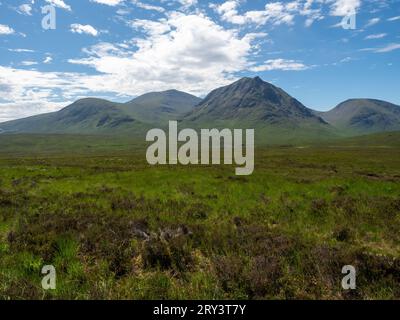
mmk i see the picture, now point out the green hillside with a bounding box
[122,90,201,124]
[1,78,399,145]
[319,99,400,135]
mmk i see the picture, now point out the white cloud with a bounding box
[116,8,131,15]
[388,16,400,22]
[68,13,262,96]
[0,101,69,123]
[340,57,353,63]
[178,0,198,7]
[365,17,380,27]
[213,0,324,27]
[375,43,400,53]
[8,48,35,53]
[330,0,361,16]
[90,0,124,5]
[365,33,386,40]
[43,56,53,64]
[45,0,71,11]
[0,66,112,122]
[128,19,171,36]
[20,61,38,66]
[213,1,295,26]
[250,59,309,72]
[131,0,165,12]
[18,4,33,16]
[70,24,99,36]
[0,12,267,122]
[361,43,400,53]
[0,24,15,35]
[302,0,325,27]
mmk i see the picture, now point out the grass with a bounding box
[0,134,399,299]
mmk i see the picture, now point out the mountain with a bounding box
[0,90,200,134]
[185,77,326,125]
[1,78,399,143]
[183,77,334,144]
[122,90,201,124]
[0,98,147,134]
[318,99,400,135]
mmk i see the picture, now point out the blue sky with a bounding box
[0,0,399,122]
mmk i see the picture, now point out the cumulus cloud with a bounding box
[0,2,350,122]
[70,24,99,36]
[0,12,267,122]
[128,19,171,36]
[45,0,71,11]
[330,0,361,16]
[0,24,15,35]
[0,101,69,123]
[0,65,113,122]
[68,13,262,96]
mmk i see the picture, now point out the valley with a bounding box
[0,76,399,300]
[0,139,399,299]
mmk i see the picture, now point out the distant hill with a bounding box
[0,90,200,134]
[122,90,201,124]
[0,78,399,144]
[318,99,400,135]
[0,98,148,134]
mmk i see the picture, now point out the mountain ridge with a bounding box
[0,77,399,142]
[184,77,327,126]
[122,89,201,124]
[318,98,400,135]
[0,90,201,134]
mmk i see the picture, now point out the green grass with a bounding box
[0,134,399,300]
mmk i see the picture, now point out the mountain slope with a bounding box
[122,90,201,124]
[0,90,201,134]
[183,77,334,144]
[319,99,400,135]
[185,77,326,126]
[0,98,146,134]
[1,79,398,144]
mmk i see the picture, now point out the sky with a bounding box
[0,0,399,122]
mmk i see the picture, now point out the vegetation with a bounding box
[3,78,398,140]
[0,134,399,300]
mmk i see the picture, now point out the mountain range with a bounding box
[1,77,399,143]
[317,99,400,135]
